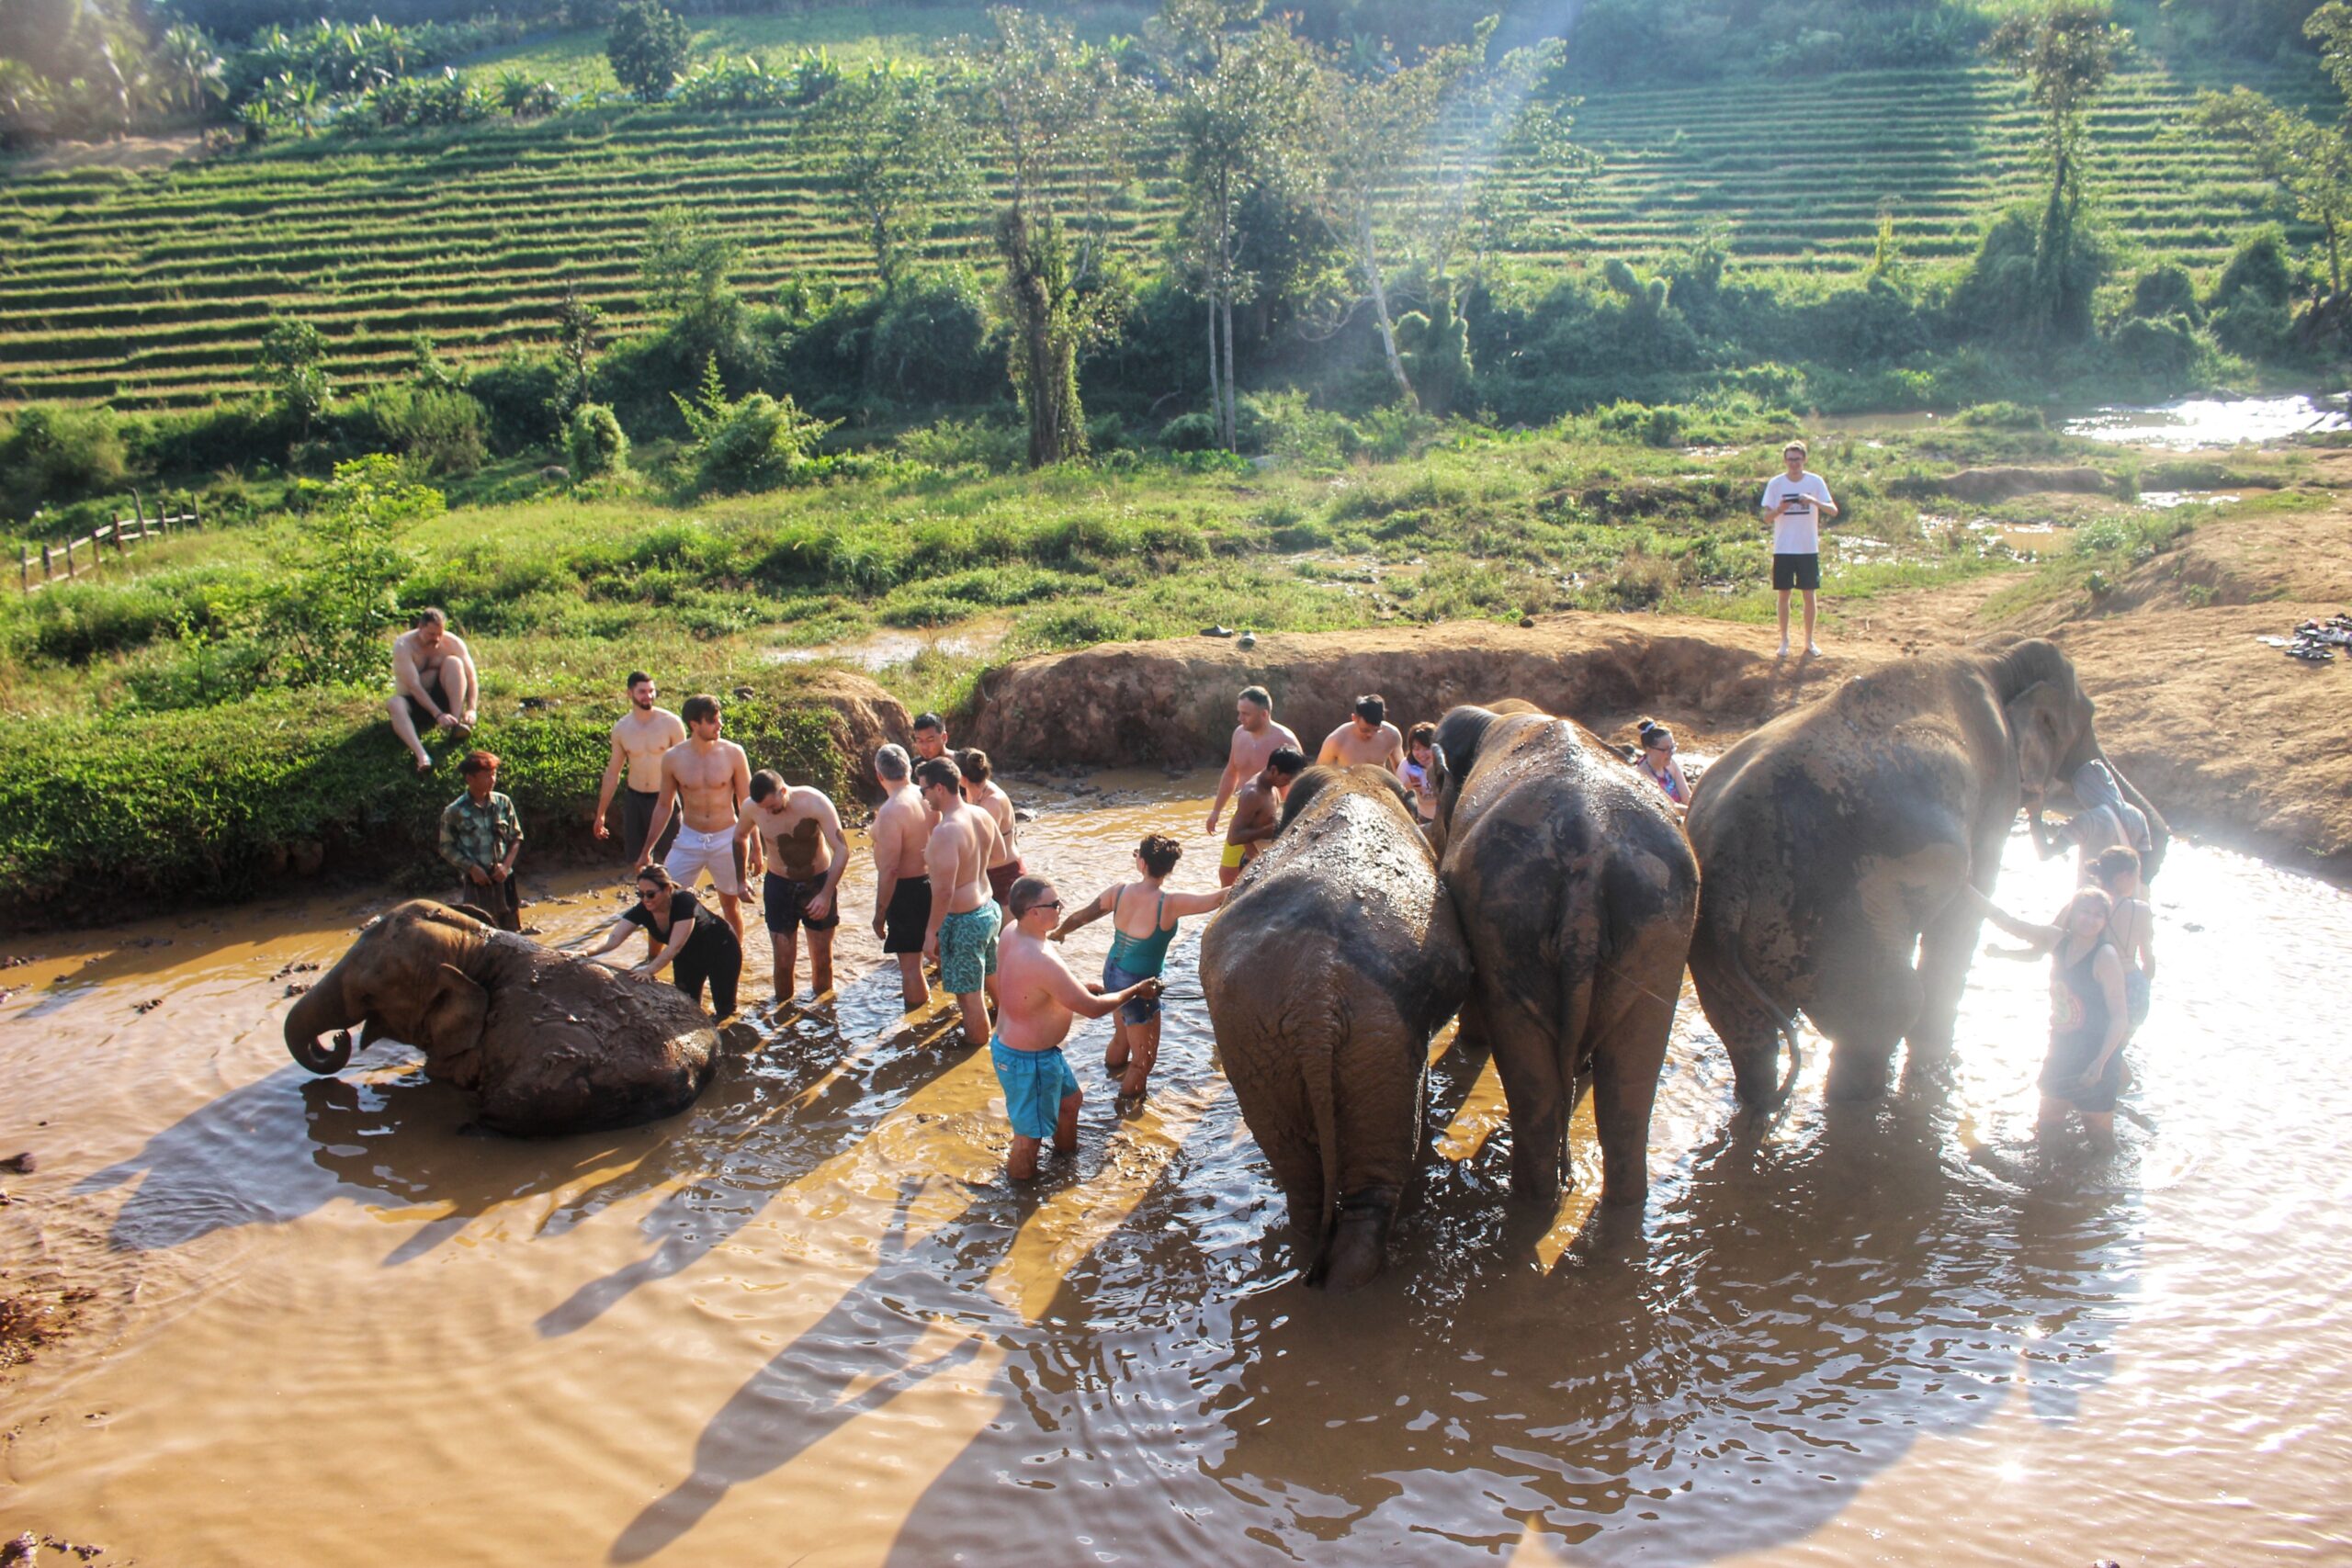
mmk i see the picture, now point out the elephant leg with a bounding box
[1586,945,1681,1207]
[1814,937,1922,1102]
[1689,943,1787,1109]
[1482,985,1579,1208]
[1905,894,1984,1081]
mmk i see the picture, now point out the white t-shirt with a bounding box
[1762,472,1834,555]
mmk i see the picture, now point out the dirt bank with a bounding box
[968,606,2352,878]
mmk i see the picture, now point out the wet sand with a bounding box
[1,769,2346,1564]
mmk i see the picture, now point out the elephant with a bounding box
[284,899,725,1136]
[1200,764,1472,1291]
[1430,701,1700,1210]
[1684,637,2167,1106]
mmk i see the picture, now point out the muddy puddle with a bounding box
[3,771,2346,1564]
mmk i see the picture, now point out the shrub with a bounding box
[609,0,691,104]
[2105,315,2202,380]
[1955,401,2046,430]
[1596,400,1686,447]
[2125,263,2201,322]
[0,405,129,516]
[866,268,996,407]
[344,386,489,477]
[566,403,630,478]
[674,359,836,494]
[894,417,1023,471]
[1159,411,1218,452]
[269,456,442,688]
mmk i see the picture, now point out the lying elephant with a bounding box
[1432,702,1700,1210]
[1686,637,2166,1104]
[284,899,724,1136]
[1201,765,1471,1291]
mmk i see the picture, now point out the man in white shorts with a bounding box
[639,693,752,942]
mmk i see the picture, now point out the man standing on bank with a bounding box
[736,768,849,1006]
[439,749,524,931]
[639,694,752,942]
[593,671,686,865]
[388,607,480,773]
[1761,439,1838,658]
[1205,685,1302,838]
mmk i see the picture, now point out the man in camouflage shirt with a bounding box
[440,749,525,931]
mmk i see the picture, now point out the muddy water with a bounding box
[3,773,2346,1564]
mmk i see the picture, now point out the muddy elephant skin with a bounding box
[1685,637,2167,1105]
[1200,766,1472,1291]
[1430,702,1700,1211]
[283,900,724,1136]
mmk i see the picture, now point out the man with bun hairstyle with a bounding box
[1219,746,1306,886]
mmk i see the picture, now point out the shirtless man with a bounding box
[639,694,752,942]
[386,607,480,773]
[1220,746,1306,887]
[911,712,950,762]
[992,874,1163,1180]
[593,671,687,863]
[735,768,849,1005]
[1205,686,1302,838]
[1317,693,1406,774]
[957,748,1023,913]
[918,756,1006,1048]
[869,744,937,1012]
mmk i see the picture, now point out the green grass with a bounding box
[0,47,2304,410]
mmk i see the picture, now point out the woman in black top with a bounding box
[584,863,742,1018]
[1966,883,2131,1144]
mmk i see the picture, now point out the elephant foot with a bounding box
[1314,1192,1396,1293]
[1825,1047,1894,1101]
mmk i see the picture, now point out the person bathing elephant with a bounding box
[1430,702,1700,1212]
[1684,637,2166,1105]
[1200,765,1472,1292]
[283,899,725,1136]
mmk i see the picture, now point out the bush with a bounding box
[2105,314,2203,381]
[1596,400,1687,447]
[2125,263,2201,323]
[0,405,129,516]
[1955,401,2046,430]
[894,417,1023,472]
[343,386,489,477]
[866,268,996,407]
[1158,411,1218,452]
[565,403,630,478]
[467,353,567,455]
[675,360,836,494]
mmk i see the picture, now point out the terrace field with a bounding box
[0,33,2316,411]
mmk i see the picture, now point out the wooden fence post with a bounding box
[40,542,52,583]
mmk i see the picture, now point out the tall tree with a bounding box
[1985,0,2130,341]
[818,62,975,293]
[2199,87,2350,295]
[953,8,1134,468]
[608,0,690,104]
[1152,0,1315,451]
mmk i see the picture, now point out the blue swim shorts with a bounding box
[991,1037,1080,1140]
[1102,956,1161,1025]
[937,903,1000,996]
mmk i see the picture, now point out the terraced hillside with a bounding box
[0,60,2305,410]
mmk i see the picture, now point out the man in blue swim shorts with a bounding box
[916,756,1009,1047]
[992,875,1164,1179]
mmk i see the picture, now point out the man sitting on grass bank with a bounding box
[993,875,1164,1180]
[388,608,480,773]
[1761,440,1838,658]
[439,750,523,931]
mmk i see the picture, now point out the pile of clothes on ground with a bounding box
[2271,613,2352,662]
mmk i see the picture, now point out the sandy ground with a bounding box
[973,468,2352,877]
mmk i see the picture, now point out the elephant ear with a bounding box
[2004,681,2068,796]
[421,963,490,1090]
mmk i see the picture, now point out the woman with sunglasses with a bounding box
[1634,717,1690,808]
[582,863,743,1019]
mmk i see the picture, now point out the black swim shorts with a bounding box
[403,673,455,732]
[882,876,933,954]
[620,786,679,863]
[764,871,842,934]
[1771,552,1821,592]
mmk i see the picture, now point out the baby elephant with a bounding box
[1201,765,1472,1291]
[284,899,724,1136]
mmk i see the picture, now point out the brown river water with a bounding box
[2,769,2346,1564]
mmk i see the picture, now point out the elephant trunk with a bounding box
[284,971,357,1075]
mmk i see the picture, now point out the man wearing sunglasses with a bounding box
[993,875,1163,1180]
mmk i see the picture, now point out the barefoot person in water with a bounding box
[995,874,1163,1180]
[869,744,936,1014]
[387,608,479,773]
[919,756,1006,1049]
[592,671,687,863]
[1219,746,1306,886]
[735,769,848,1005]
[639,694,752,942]
[1205,686,1301,838]
[958,748,1024,915]
[1052,833,1226,1112]
[1317,694,1405,775]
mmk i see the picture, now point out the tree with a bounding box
[608,0,690,104]
[1984,0,2130,341]
[818,62,975,291]
[2199,88,2351,295]
[1151,0,1317,451]
[639,206,743,363]
[551,284,605,419]
[954,8,1136,467]
[154,24,224,118]
[256,317,331,437]
[274,456,441,688]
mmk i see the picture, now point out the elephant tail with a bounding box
[1296,995,1348,1289]
[1725,946,1804,1107]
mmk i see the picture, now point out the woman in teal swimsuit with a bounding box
[1051,833,1227,1112]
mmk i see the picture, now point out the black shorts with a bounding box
[621,787,679,863]
[764,871,842,934]
[402,674,454,732]
[2040,1032,2125,1113]
[882,876,933,954]
[1772,552,1821,592]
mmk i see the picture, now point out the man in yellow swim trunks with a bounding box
[1219,747,1305,886]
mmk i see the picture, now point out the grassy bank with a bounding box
[0,409,2242,916]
